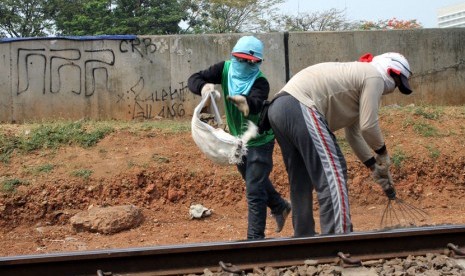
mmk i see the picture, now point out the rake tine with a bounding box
[398,198,429,217]
[380,199,389,228]
[381,199,401,229]
[397,199,419,224]
[393,198,416,225]
[387,200,394,227]
[387,200,393,227]
[391,197,428,226]
[380,201,387,228]
[380,200,391,228]
[379,192,429,230]
[396,198,428,221]
[389,199,402,226]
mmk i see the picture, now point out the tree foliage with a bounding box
[181,0,284,34]
[273,8,358,32]
[0,0,54,37]
[38,0,185,36]
[50,0,113,36]
[111,0,185,35]
[358,18,423,30]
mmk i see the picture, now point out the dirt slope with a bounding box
[0,105,464,256]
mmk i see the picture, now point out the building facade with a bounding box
[438,2,465,28]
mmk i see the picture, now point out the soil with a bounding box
[1,105,465,257]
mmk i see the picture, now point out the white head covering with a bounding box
[369,52,412,95]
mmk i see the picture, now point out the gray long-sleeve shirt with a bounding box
[279,61,385,163]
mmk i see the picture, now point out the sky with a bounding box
[276,0,464,28]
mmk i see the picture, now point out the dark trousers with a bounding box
[237,140,287,239]
[268,95,352,237]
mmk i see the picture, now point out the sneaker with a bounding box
[274,201,291,233]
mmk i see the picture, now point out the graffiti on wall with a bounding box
[12,37,189,119]
[16,47,115,96]
[117,76,188,120]
[118,37,189,119]
[119,37,157,58]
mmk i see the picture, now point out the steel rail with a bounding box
[1,224,465,276]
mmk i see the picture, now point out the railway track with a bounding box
[1,224,465,276]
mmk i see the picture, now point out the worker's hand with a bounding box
[375,172,396,199]
[372,152,390,177]
[201,83,221,107]
[227,95,249,117]
[371,164,396,200]
[375,152,390,169]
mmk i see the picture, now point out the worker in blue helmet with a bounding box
[188,36,291,240]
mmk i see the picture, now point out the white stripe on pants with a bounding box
[268,95,352,236]
[300,104,351,234]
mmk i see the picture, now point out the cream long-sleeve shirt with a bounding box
[279,61,386,163]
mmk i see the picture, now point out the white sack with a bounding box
[189,204,212,219]
[191,92,258,165]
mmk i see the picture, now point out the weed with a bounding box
[413,122,438,137]
[0,121,114,162]
[36,164,54,173]
[152,120,190,133]
[127,160,136,168]
[26,164,55,175]
[402,117,415,129]
[77,126,113,147]
[413,106,443,120]
[1,178,27,193]
[152,153,170,163]
[0,134,17,163]
[139,122,156,131]
[426,145,440,160]
[391,149,407,168]
[0,120,189,163]
[118,120,190,134]
[71,169,93,180]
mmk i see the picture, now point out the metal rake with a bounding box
[380,197,429,229]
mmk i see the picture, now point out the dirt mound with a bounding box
[0,106,464,256]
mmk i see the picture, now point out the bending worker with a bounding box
[266,52,413,237]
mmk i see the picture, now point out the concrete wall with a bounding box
[287,29,465,106]
[0,29,464,122]
[0,42,11,122]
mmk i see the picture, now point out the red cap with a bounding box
[232,52,261,62]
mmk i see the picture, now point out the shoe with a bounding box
[274,201,291,233]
